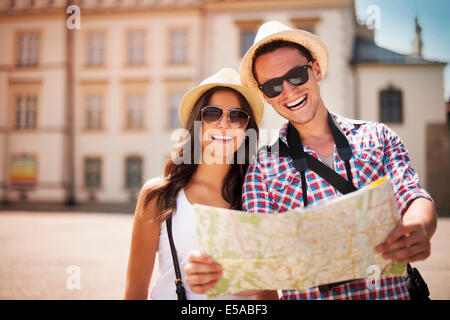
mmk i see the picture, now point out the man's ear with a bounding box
[312,60,323,82]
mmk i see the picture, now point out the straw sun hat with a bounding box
[179,68,264,127]
[240,21,329,97]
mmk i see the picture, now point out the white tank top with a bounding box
[150,189,252,300]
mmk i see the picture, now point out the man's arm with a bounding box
[375,124,437,263]
[376,197,436,262]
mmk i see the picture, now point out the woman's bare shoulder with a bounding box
[142,176,165,191]
[135,176,165,222]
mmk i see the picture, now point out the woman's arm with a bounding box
[124,181,161,300]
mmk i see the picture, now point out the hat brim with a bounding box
[179,82,264,128]
[240,29,329,99]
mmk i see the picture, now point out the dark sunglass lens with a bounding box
[229,110,249,128]
[263,80,283,98]
[202,106,222,124]
[287,67,308,86]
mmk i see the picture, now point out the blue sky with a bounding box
[354,0,450,100]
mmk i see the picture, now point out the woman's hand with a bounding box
[184,251,223,294]
[184,251,279,299]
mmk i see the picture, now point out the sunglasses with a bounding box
[201,106,250,129]
[258,64,312,98]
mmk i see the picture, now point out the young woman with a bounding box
[124,68,264,300]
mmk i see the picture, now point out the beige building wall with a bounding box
[0,0,446,204]
[0,15,67,201]
[73,12,200,202]
[355,64,446,187]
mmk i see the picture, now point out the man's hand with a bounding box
[375,197,437,263]
[184,251,223,294]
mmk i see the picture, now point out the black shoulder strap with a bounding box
[165,193,187,300]
[268,114,357,197]
[305,153,357,195]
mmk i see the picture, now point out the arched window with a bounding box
[379,86,403,123]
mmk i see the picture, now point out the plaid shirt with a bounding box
[242,113,432,300]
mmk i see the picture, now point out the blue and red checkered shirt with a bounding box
[242,113,432,300]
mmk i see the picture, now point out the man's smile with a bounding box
[283,93,308,111]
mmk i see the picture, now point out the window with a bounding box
[10,155,37,189]
[290,18,320,34]
[125,94,144,129]
[380,87,403,123]
[125,156,143,189]
[169,29,188,64]
[127,31,146,65]
[240,30,256,57]
[85,94,103,130]
[87,32,105,66]
[165,80,193,130]
[15,94,37,130]
[168,93,183,129]
[235,20,262,57]
[17,33,40,67]
[84,157,101,189]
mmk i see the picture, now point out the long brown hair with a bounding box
[143,86,259,223]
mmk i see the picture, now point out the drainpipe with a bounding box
[64,1,76,206]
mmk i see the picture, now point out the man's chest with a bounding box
[264,137,386,213]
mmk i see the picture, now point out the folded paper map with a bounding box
[193,177,406,299]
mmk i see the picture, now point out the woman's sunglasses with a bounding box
[201,106,250,129]
[258,64,312,98]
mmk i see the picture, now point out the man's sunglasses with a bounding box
[258,64,312,98]
[201,106,250,129]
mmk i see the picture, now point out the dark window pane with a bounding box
[85,158,101,188]
[380,88,402,123]
[126,157,142,189]
[240,30,256,57]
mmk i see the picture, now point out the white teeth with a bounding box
[286,95,307,108]
[212,135,232,141]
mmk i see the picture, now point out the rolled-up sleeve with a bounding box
[381,123,433,214]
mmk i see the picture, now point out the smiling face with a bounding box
[254,46,324,125]
[201,89,247,163]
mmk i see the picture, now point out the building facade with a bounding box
[0,0,447,212]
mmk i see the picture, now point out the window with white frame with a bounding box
[168,93,183,129]
[125,94,144,129]
[17,33,40,67]
[169,29,188,64]
[85,94,103,130]
[15,94,37,130]
[240,30,256,57]
[84,157,101,189]
[125,156,143,189]
[127,31,146,65]
[87,32,105,66]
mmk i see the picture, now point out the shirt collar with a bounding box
[277,112,356,148]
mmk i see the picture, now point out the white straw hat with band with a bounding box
[239,21,329,96]
[179,68,264,127]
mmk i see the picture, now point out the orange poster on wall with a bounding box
[11,155,36,188]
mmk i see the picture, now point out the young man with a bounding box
[185,21,437,300]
